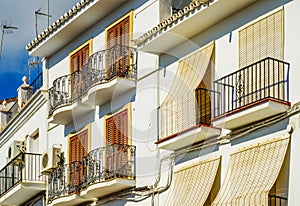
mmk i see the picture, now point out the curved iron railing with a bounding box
[48,45,137,116]
[47,144,136,203]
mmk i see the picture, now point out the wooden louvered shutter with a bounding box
[71,44,90,98]
[71,45,89,73]
[238,9,284,106]
[107,16,130,76]
[105,109,129,146]
[69,129,88,192]
[105,109,129,177]
[71,54,79,73]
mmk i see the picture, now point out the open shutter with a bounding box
[69,129,89,193]
[105,109,129,177]
[107,16,131,75]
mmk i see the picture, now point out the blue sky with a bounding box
[0,0,79,100]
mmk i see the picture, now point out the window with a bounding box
[69,129,88,192]
[105,109,129,177]
[106,12,132,76]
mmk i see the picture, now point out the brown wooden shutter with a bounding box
[71,44,90,73]
[69,129,88,192]
[107,16,130,75]
[105,109,129,177]
[106,109,128,146]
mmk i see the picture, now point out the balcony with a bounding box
[213,57,290,130]
[49,45,137,125]
[0,153,46,205]
[157,88,221,150]
[47,144,136,206]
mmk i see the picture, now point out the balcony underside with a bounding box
[212,98,290,130]
[49,102,94,125]
[81,178,135,199]
[156,124,221,150]
[49,178,135,206]
[0,181,46,205]
[82,77,136,105]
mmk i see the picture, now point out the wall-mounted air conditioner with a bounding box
[41,147,61,174]
[7,140,23,163]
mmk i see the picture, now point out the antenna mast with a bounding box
[30,8,52,82]
[0,21,18,60]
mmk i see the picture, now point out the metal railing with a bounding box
[213,57,290,118]
[49,45,137,116]
[48,144,136,203]
[269,194,287,206]
[0,153,46,196]
[29,72,43,95]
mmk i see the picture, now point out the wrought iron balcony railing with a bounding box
[268,194,287,206]
[213,57,290,118]
[0,153,46,196]
[30,72,43,95]
[49,45,137,116]
[48,144,136,203]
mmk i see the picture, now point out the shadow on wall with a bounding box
[159,0,293,68]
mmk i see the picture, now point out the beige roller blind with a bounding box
[212,136,289,206]
[239,9,283,68]
[160,43,214,138]
[238,9,284,106]
[165,157,220,206]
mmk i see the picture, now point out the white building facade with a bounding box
[0,0,300,205]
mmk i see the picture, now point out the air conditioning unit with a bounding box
[41,147,61,174]
[7,140,23,163]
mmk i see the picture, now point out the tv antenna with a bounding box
[0,21,18,59]
[35,8,52,37]
[30,8,52,81]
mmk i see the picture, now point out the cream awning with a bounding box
[212,136,289,206]
[165,157,220,206]
[160,43,214,138]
